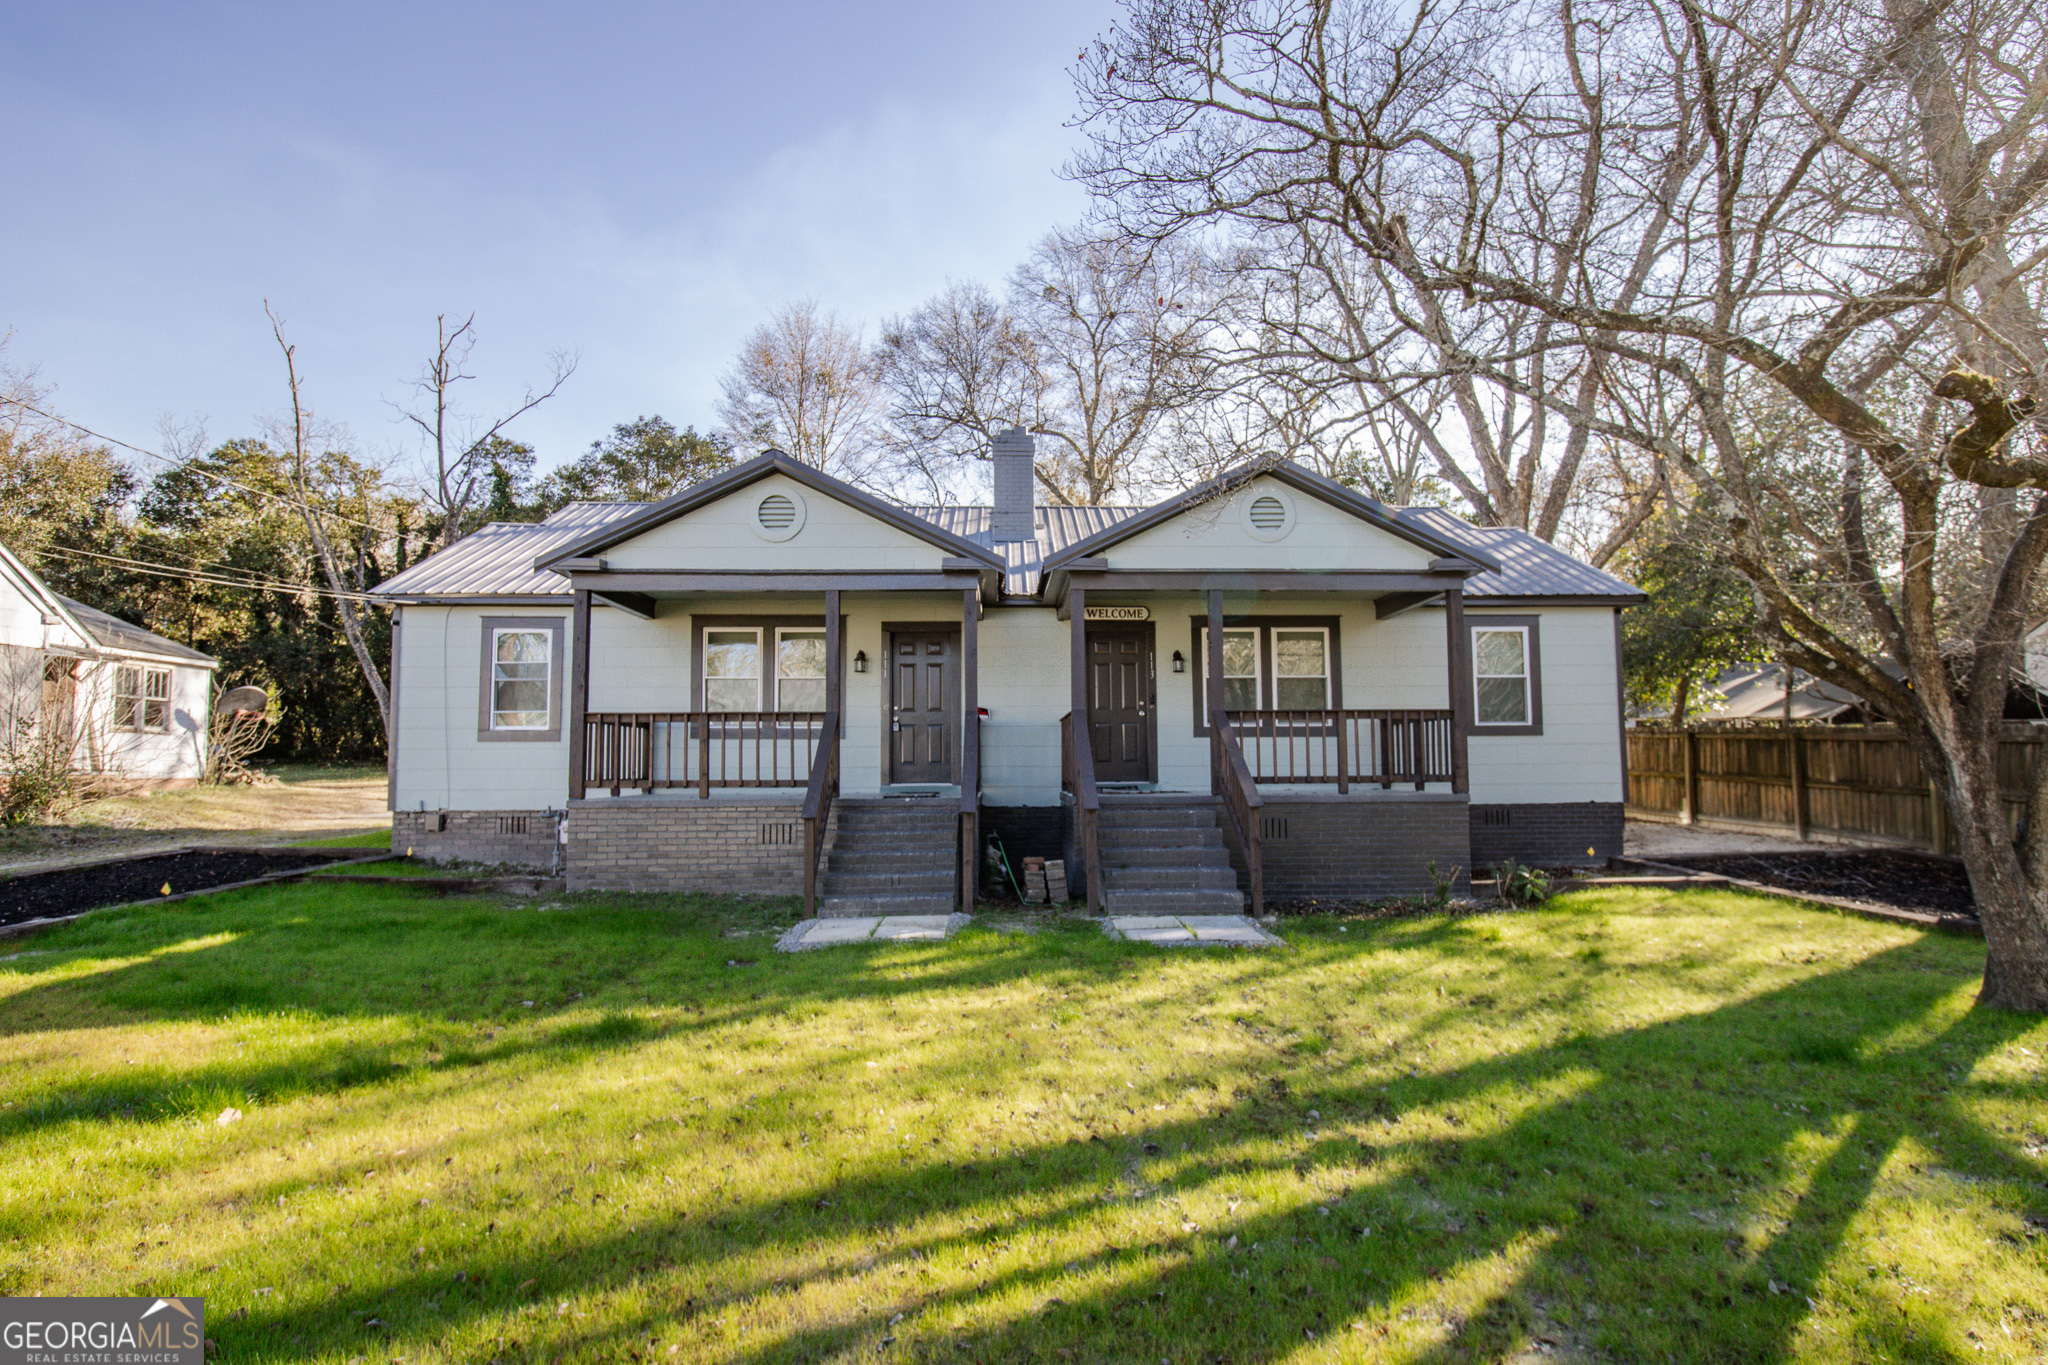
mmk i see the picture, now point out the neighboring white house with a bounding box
[0,540,217,787]
[374,436,1643,910]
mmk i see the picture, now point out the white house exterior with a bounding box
[0,541,217,787]
[374,438,1642,910]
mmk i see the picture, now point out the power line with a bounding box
[5,399,390,533]
[35,543,379,604]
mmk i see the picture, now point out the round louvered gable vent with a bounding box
[750,489,806,541]
[1241,488,1295,540]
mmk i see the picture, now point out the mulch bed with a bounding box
[0,849,347,928]
[1652,850,1976,919]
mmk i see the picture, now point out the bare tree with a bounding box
[718,301,885,483]
[397,313,575,547]
[265,303,393,744]
[1077,0,2048,1011]
[875,282,1050,502]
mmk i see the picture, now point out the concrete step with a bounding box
[1092,827,1225,850]
[832,813,959,832]
[1101,887,1248,914]
[1097,807,1221,830]
[822,870,956,893]
[818,892,956,917]
[1101,865,1240,890]
[821,849,955,870]
[1099,840,1235,864]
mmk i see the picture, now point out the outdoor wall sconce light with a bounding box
[1171,650,1186,673]
[853,650,867,673]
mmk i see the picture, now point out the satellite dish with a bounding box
[219,685,269,715]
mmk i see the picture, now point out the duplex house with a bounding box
[375,434,1641,913]
[0,540,218,787]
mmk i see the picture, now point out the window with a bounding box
[491,629,552,730]
[477,616,565,741]
[704,628,762,712]
[776,629,826,711]
[1273,628,1330,709]
[115,665,171,732]
[1189,617,1342,730]
[1467,615,1543,735]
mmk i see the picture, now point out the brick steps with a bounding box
[1093,798,1246,915]
[817,800,959,917]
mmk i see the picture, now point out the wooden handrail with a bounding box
[1210,706,1265,917]
[959,706,980,912]
[801,709,841,918]
[1060,712,1104,914]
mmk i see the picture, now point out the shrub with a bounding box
[1492,858,1553,905]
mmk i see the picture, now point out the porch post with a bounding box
[824,588,842,715]
[568,588,591,800]
[961,586,979,911]
[1206,590,1226,793]
[1443,584,1470,794]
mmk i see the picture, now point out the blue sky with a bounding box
[2,1,1107,477]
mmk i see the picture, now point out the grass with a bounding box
[293,831,395,851]
[1,764,389,862]
[1,882,2043,1364]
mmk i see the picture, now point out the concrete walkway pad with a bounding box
[777,913,970,951]
[1105,914,1283,947]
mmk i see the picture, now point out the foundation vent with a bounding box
[1259,816,1291,841]
[498,815,529,835]
[758,822,799,846]
[1477,806,1512,828]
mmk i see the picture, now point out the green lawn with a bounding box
[1,883,2043,1363]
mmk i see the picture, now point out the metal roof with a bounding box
[374,492,1641,605]
[1394,509,1645,600]
[54,594,218,666]
[375,502,639,601]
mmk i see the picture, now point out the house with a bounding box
[373,434,1643,912]
[0,540,218,787]
[1697,664,1872,723]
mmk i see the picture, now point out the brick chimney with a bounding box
[990,427,1036,542]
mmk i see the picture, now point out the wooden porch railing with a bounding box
[801,709,841,917]
[1210,706,1266,917]
[578,712,825,797]
[1219,708,1455,791]
[1060,712,1104,914]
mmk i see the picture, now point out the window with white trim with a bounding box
[775,629,827,711]
[115,665,171,732]
[490,629,553,730]
[1472,626,1532,726]
[1272,628,1331,709]
[703,628,762,712]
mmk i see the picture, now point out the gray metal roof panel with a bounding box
[1393,509,1645,600]
[374,503,640,600]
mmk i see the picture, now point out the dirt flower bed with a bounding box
[0,849,347,927]
[1654,849,1975,919]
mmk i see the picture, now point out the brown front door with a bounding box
[1088,626,1154,783]
[889,629,958,784]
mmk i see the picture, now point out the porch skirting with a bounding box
[1244,792,1472,901]
[563,797,830,895]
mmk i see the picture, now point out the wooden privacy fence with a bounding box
[1626,723,2046,851]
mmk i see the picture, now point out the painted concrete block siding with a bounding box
[601,473,948,572]
[1468,802,1624,869]
[1217,794,1472,900]
[1107,477,1437,572]
[980,804,1065,896]
[394,809,560,868]
[564,798,830,895]
[391,605,574,813]
[1462,607,1625,804]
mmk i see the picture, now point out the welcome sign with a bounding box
[1082,605,1149,621]
[1,1298,204,1365]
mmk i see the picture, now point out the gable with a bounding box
[0,544,92,653]
[598,472,953,573]
[1104,476,1438,572]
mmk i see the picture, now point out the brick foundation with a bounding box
[564,798,825,895]
[1239,794,1472,900]
[393,809,561,869]
[1468,801,1623,869]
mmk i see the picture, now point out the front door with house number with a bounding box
[889,629,957,784]
[1087,626,1154,783]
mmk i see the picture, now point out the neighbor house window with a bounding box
[490,629,552,730]
[115,665,171,732]
[776,629,827,711]
[1273,629,1330,709]
[477,616,565,742]
[1467,616,1542,734]
[704,628,763,712]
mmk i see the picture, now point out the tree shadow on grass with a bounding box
[152,937,2044,1364]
